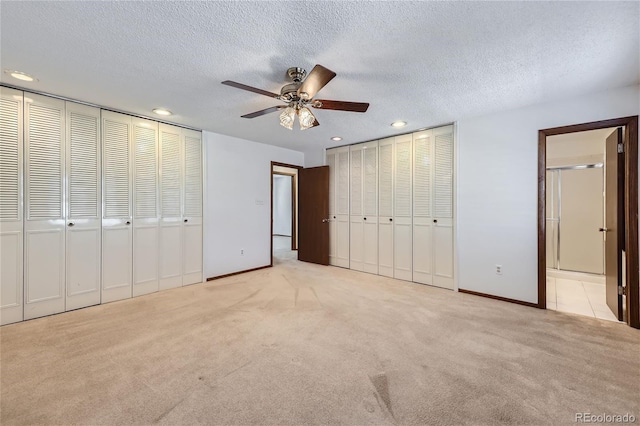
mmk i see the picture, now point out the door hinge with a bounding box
[618,285,626,296]
[618,142,624,154]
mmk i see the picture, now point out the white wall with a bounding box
[457,84,640,303]
[303,147,325,168]
[203,132,303,278]
[273,175,292,236]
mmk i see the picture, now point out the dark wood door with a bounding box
[605,127,624,320]
[298,166,329,265]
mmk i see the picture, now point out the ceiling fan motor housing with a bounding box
[280,67,306,101]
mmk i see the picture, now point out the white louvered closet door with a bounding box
[362,141,378,274]
[393,134,412,281]
[182,129,203,286]
[102,111,133,303]
[377,137,394,278]
[0,87,24,325]
[349,144,364,271]
[133,118,159,296]
[432,125,454,289]
[159,124,183,290]
[326,149,338,266]
[24,94,66,320]
[65,102,101,311]
[412,130,433,285]
[334,146,350,268]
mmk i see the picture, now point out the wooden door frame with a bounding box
[538,116,639,328]
[271,161,302,266]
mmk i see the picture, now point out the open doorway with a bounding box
[271,162,300,265]
[538,116,639,328]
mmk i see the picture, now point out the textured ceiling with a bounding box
[1,1,638,156]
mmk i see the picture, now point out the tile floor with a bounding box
[547,274,619,322]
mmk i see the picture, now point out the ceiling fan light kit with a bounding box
[222,64,369,131]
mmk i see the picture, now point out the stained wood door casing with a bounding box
[65,102,101,311]
[298,166,330,265]
[102,110,133,303]
[0,87,24,325]
[378,137,394,278]
[133,118,159,297]
[605,128,624,320]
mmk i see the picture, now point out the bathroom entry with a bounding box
[545,127,621,321]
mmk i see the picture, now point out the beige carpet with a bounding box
[1,248,639,425]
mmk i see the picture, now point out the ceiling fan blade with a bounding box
[222,80,281,99]
[241,105,285,119]
[297,65,336,99]
[313,99,369,113]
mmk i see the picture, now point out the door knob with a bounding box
[598,227,608,232]
[389,218,393,222]
[126,221,131,225]
[364,217,367,221]
[184,219,188,223]
[433,219,438,223]
[68,222,74,227]
[333,216,336,219]
[322,218,328,223]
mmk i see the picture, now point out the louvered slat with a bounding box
[378,143,393,217]
[337,151,349,215]
[161,130,181,217]
[413,136,431,217]
[27,104,62,219]
[394,140,411,217]
[103,119,130,218]
[184,135,202,217]
[134,125,157,218]
[69,112,99,218]
[327,152,336,215]
[0,98,20,219]
[434,131,453,218]
[364,146,377,216]
[350,149,362,215]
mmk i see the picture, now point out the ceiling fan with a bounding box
[222,64,369,130]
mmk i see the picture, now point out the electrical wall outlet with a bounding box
[496,265,502,275]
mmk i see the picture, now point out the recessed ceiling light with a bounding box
[5,70,36,82]
[331,136,342,141]
[152,108,172,116]
[391,121,407,128]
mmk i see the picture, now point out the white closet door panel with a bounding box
[1,231,22,324]
[394,217,412,281]
[66,102,101,311]
[183,130,202,218]
[133,225,159,296]
[334,215,350,268]
[102,225,132,302]
[160,125,182,218]
[337,148,349,216]
[413,131,431,218]
[327,151,336,215]
[378,219,393,277]
[66,227,100,310]
[349,217,364,271]
[394,134,412,218]
[412,217,432,285]
[0,87,23,325]
[24,94,65,319]
[159,223,182,290]
[350,145,363,216]
[101,111,132,303]
[433,218,454,289]
[363,142,378,217]
[24,228,65,319]
[183,218,203,286]
[363,217,378,274]
[378,138,394,218]
[133,118,159,297]
[434,126,453,219]
[329,219,337,264]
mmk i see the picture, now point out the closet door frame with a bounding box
[0,87,24,325]
[65,101,102,310]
